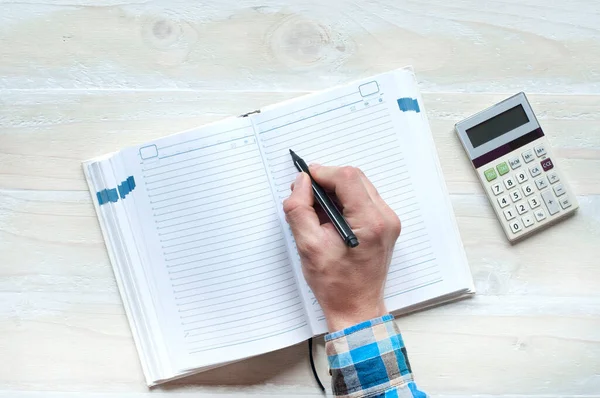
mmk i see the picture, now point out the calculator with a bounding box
[454,92,578,242]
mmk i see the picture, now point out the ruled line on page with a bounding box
[258,91,359,125]
[176,276,296,306]
[187,321,309,353]
[187,314,307,344]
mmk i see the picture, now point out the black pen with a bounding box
[289,149,359,248]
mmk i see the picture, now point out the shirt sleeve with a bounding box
[325,314,428,397]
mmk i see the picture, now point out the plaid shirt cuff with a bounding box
[325,315,427,397]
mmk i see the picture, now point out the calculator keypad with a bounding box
[478,138,578,241]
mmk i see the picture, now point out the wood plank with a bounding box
[1,92,599,192]
[0,0,599,92]
[1,188,599,393]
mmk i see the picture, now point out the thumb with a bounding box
[283,173,322,242]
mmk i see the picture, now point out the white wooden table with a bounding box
[1,1,599,396]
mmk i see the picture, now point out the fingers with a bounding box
[356,169,402,238]
[283,172,323,245]
[308,165,374,218]
[356,168,382,203]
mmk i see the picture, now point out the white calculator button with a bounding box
[559,197,572,209]
[522,150,535,163]
[509,219,523,233]
[534,144,547,157]
[547,171,560,184]
[509,157,521,169]
[503,207,516,221]
[503,176,516,190]
[535,177,548,190]
[534,208,546,222]
[522,184,534,196]
[491,183,504,196]
[529,165,542,178]
[541,190,560,215]
[528,196,541,209]
[516,202,528,215]
[510,189,523,203]
[553,183,566,197]
[498,195,510,208]
[515,171,528,183]
[522,215,535,228]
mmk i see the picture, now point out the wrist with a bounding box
[324,301,388,332]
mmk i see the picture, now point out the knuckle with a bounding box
[389,213,402,237]
[339,166,359,181]
[296,238,321,258]
[282,198,300,215]
[369,215,387,236]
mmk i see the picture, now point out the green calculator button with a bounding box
[496,162,510,176]
[484,168,497,181]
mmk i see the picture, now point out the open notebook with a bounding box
[83,67,474,386]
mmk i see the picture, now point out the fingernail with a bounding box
[309,163,321,170]
[294,172,304,188]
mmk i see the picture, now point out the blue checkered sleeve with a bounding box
[325,315,428,397]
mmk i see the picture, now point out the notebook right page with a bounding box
[254,68,473,335]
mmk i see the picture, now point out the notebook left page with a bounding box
[93,117,312,383]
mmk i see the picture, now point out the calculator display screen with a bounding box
[466,105,530,148]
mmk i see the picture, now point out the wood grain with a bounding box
[1,0,599,396]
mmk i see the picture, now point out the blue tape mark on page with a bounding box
[107,188,118,203]
[397,98,420,113]
[127,176,136,191]
[96,190,106,205]
[97,176,136,206]
[118,182,128,199]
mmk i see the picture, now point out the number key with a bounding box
[516,202,528,215]
[504,176,516,190]
[503,207,516,221]
[510,189,523,203]
[498,195,510,208]
[510,219,523,233]
[491,183,504,196]
[522,184,534,196]
[528,196,541,209]
[516,171,528,183]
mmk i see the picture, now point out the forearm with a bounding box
[325,315,428,397]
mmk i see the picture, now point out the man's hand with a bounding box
[282,164,401,332]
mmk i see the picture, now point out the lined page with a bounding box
[119,118,310,373]
[254,70,471,335]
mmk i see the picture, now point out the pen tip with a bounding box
[289,149,294,155]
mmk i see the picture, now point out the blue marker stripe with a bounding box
[397,98,420,113]
[107,188,118,203]
[96,191,106,205]
[100,190,109,204]
[127,176,136,191]
[118,183,128,199]
[97,176,137,206]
